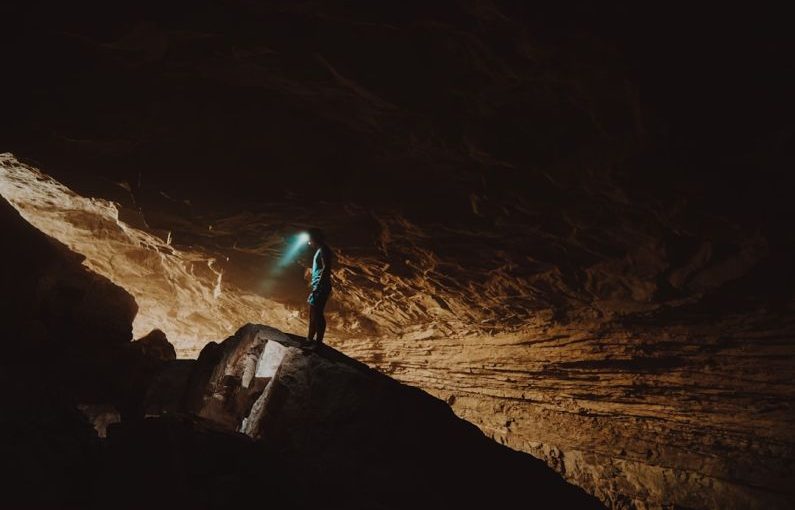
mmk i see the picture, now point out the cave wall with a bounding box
[0,195,137,401]
[1,194,606,509]
[0,153,301,355]
[1,2,793,509]
[339,307,795,509]
[0,195,150,505]
[4,155,792,507]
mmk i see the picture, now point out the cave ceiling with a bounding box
[1,1,792,350]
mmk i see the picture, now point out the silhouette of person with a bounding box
[306,228,332,347]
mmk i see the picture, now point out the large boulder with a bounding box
[182,324,604,509]
[131,329,177,362]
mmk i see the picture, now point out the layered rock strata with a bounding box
[337,308,795,509]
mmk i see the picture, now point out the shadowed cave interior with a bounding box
[0,1,793,509]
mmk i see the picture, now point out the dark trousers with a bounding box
[307,288,330,342]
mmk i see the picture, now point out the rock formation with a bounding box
[0,194,166,504]
[0,192,600,508]
[163,323,604,509]
[0,195,138,407]
[132,329,177,362]
[0,154,300,356]
[1,1,793,508]
[340,309,795,509]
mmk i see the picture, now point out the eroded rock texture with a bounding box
[340,308,795,509]
[1,2,793,508]
[1,198,600,509]
[0,154,299,355]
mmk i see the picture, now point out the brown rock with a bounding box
[131,329,177,362]
[188,324,604,509]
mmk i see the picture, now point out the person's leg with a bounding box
[316,309,327,343]
[316,294,328,343]
[307,303,317,341]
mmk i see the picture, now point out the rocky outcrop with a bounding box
[0,195,141,408]
[132,329,177,362]
[0,196,136,353]
[178,324,604,509]
[0,154,300,357]
[0,195,171,505]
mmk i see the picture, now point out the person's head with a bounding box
[307,228,325,247]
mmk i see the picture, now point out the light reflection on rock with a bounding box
[0,153,299,357]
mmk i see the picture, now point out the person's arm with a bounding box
[319,248,331,281]
[310,249,326,291]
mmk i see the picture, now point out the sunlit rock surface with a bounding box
[0,154,299,356]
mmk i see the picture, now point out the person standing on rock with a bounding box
[306,228,333,347]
